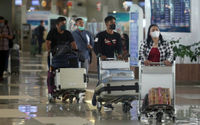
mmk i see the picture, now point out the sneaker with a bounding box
[48,94,55,103]
[3,71,10,76]
[78,93,85,103]
[104,106,113,112]
[103,104,113,112]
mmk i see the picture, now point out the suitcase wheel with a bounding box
[156,112,163,122]
[97,101,102,112]
[122,102,132,113]
[69,97,73,103]
[172,116,176,123]
[138,116,141,121]
[48,94,56,103]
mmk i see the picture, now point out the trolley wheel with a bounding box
[172,116,176,123]
[49,98,53,103]
[62,94,69,102]
[97,101,102,112]
[49,97,55,103]
[138,116,141,121]
[48,94,55,103]
[156,112,163,123]
[69,97,73,103]
[76,97,80,103]
[122,103,131,113]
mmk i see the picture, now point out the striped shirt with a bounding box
[139,40,174,62]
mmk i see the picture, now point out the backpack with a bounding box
[7,26,15,48]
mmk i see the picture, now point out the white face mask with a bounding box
[151,31,160,38]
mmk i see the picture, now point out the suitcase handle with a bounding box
[84,74,88,83]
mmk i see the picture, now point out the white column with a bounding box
[102,5,108,22]
[21,0,27,51]
[51,0,58,14]
[21,0,27,24]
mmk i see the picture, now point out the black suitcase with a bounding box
[52,54,79,69]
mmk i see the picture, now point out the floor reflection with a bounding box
[0,53,199,125]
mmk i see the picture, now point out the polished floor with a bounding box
[0,52,200,125]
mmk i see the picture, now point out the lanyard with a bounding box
[76,30,89,45]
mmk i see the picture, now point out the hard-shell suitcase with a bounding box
[96,69,138,98]
[47,71,56,94]
[95,80,139,98]
[101,70,135,81]
[55,68,87,90]
[101,60,130,69]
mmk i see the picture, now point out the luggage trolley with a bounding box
[48,52,88,103]
[94,56,139,112]
[138,61,176,122]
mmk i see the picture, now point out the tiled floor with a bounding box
[0,52,199,125]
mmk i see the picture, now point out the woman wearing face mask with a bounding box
[139,24,174,110]
[139,24,173,66]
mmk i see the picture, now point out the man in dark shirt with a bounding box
[35,20,45,54]
[46,17,77,68]
[95,15,122,59]
[92,16,122,110]
[0,16,13,81]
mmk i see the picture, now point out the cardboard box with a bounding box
[148,87,171,105]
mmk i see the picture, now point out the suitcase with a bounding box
[101,70,134,81]
[55,68,87,90]
[47,71,56,94]
[101,60,130,69]
[10,49,20,74]
[148,87,171,106]
[95,80,139,98]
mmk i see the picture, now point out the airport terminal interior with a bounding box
[0,0,200,125]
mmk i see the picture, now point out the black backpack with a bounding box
[7,26,15,48]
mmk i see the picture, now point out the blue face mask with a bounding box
[78,26,84,31]
[60,24,66,31]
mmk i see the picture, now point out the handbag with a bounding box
[51,42,72,56]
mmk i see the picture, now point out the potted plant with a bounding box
[193,42,200,63]
[170,39,200,63]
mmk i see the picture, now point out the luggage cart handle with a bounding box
[103,58,115,61]
[83,74,89,83]
[141,61,165,66]
[97,54,123,61]
[100,58,128,61]
[149,62,164,65]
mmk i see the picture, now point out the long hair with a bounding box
[147,24,165,47]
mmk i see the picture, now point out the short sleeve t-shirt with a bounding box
[46,28,74,50]
[37,25,45,42]
[96,31,122,58]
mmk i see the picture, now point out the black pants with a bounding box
[4,50,9,71]
[38,41,43,54]
[47,55,50,69]
[0,50,9,77]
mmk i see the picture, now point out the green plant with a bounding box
[170,39,200,62]
[193,42,200,62]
